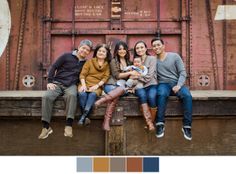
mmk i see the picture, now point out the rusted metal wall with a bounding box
[0,0,43,90]
[0,0,235,90]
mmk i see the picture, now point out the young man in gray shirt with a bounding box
[151,38,192,140]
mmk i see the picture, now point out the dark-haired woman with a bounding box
[132,41,158,131]
[77,44,111,125]
[95,41,137,131]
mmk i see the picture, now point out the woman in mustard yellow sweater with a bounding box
[78,44,111,125]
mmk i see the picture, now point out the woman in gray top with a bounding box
[133,41,158,131]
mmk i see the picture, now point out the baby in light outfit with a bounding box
[116,56,148,93]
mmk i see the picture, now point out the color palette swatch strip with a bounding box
[77,157,159,172]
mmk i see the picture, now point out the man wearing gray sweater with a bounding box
[151,38,192,140]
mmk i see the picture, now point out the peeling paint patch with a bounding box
[215,5,236,20]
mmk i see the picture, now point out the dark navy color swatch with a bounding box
[143,157,159,172]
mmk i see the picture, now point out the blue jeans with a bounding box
[104,84,128,96]
[78,92,97,112]
[156,83,192,127]
[135,85,158,108]
[104,85,117,93]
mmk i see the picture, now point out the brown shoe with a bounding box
[64,126,73,137]
[38,127,53,139]
[84,118,91,126]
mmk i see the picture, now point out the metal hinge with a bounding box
[179,16,191,21]
[41,17,53,22]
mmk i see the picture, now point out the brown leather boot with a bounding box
[141,106,149,130]
[141,103,155,131]
[144,107,157,129]
[103,98,119,131]
[95,87,125,107]
[150,107,157,123]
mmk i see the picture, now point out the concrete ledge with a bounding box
[1,90,236,99]
[0,90,236,117]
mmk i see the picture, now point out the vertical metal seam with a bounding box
[222,0,227,89]
[205,0,220,89]
[184,0,190,87]
[181,0,190,87]
[121,0,124,30]
[6,41,10,90]
[72,0,75,50]
[109,0,111,30]
[45,0,52,66]
[39,0,44,89]
[42,0,52,89]
[13,0,28,90]
[180,0,182,61]
[6,0,11,90]
[42,0,46,89]
[156,0,161,38]
[189,0,193,89]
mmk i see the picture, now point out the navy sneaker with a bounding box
[155,123,165,138]
[182,127,192,141]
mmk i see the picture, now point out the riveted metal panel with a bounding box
[0,0,235,90]
[0,0,43,90]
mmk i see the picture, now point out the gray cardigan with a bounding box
[138,55,158,88]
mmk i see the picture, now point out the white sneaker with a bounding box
[38,127,53,139]
[64,126,73,137]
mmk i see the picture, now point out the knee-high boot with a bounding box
[95,87,125,107]
[103,98,119,131]
[141,103,155,131]
[144,107,157,129]
[150,107,157,123]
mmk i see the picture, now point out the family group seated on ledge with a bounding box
[38,38,193,141]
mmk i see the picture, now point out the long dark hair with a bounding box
[93,44,112,63]
[113,41,132,65]
[133,40,150,58]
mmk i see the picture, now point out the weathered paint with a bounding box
[215,5,236,20]
[0,0,235,90]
